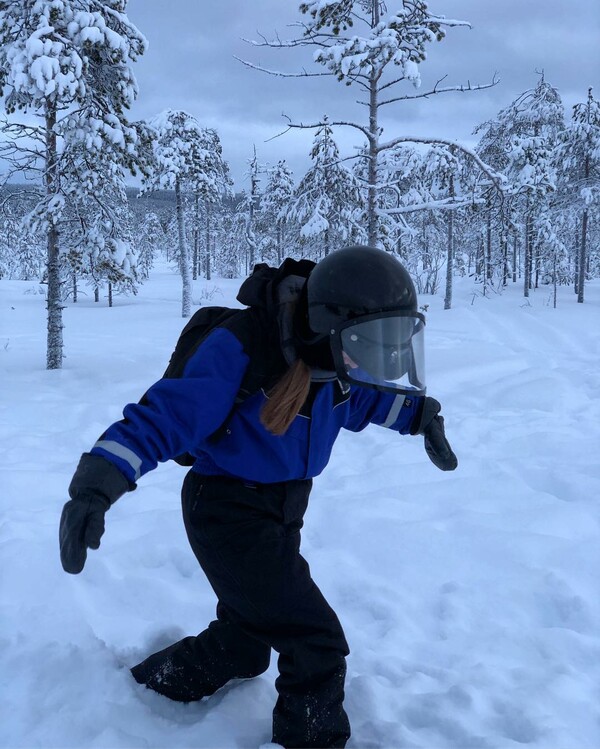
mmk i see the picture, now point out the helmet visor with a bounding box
[333,312,426,395]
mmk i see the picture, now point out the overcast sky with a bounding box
[125,0,599,189]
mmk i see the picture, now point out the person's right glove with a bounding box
[59,453,133,574]
[411,397,458,471]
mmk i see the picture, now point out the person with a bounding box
[59,245,457,749]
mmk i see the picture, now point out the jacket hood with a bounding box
[236,258,337,382]
[236,258,315,311]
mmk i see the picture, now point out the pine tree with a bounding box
[192,128,232,282]
[136,210,164,278]
[0,0,148,367]
[241,148,266,272]
[261,160,295,263]
[558,88,600,303]
[142,110,219,316]
[0,192,44,280]
[290,118,363,257]
[242,0,500,248]
[497,77,564,296]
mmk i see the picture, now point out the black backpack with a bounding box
[163,306,241,379]
[160,257,316,466]
[162,305,272,466]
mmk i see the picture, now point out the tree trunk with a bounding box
[443,173,454,310]
[277,222,283,264]
[205,200,212,281]
[577,151,590,304]
[94,285,99,303]
[247,149,259,269]
[500,209,508,287]
[486,208,492,281]
[524,207,531,298]
[366,1,380,248]
[553,247,558,309]
[578,208,587,303]
[574,226,580,295]
[193,192,199,280]
[175,177,192,317]
[367,71,379,248]
[73,272,77,303]
[45,102,63,370]
[475,234,487,296]
[512,233,517,283]
[108,281,113,308]
[501,230,508,287]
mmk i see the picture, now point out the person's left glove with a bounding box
[412,397,458,471]
[59,453,133,574]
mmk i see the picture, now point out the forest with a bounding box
[0,1,598,368]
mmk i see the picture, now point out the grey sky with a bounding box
[126,0,600,189]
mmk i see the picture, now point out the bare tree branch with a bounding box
[0,189,42,213]
[378,72,433,94]
[273,115,374,143]
[234,56,335,79]
[379,74,499,107]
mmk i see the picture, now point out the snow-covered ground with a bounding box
[1,265,599,749]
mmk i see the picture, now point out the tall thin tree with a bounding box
[0,0,148,367]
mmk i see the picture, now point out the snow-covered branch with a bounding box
[385,197,483,214]
[378,135,507,190]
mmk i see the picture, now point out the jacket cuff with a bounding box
[410,396,441,435]
[69,453,135,505]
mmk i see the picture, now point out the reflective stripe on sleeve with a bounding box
[381,394,406,428]
[94,440,143,481]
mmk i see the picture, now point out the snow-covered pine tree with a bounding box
[360,144,422,255]
[261,160,295,264]
[423,147,462,308]
[242,0,500,249]
[84,188,138,306]
[0,0,148,367]
[221,194,253,278]
[192,128,232,282]
[142,110,216,317]
[60,141,141,303]
[290,118,363,258]
[558,88,600,303]
[474,117,516,287]
[495,76,564,297]
[242,148,266,272]
[0,191,45,280]
[135,210,163,279]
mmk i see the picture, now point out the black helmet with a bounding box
[306,246,426,395]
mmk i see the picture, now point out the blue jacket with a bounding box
[90,325,421,485]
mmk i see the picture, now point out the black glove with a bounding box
[59,453,133,574]
[412,397,458,471]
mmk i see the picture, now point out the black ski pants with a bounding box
[131,471,351,749]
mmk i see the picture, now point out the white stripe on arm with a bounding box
[94,440,143,481]
[381,394,406,429]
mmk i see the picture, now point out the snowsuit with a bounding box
[90,260,422,748]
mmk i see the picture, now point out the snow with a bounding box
[1,265,599,748]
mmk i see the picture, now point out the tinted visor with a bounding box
[333,312,426,395]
